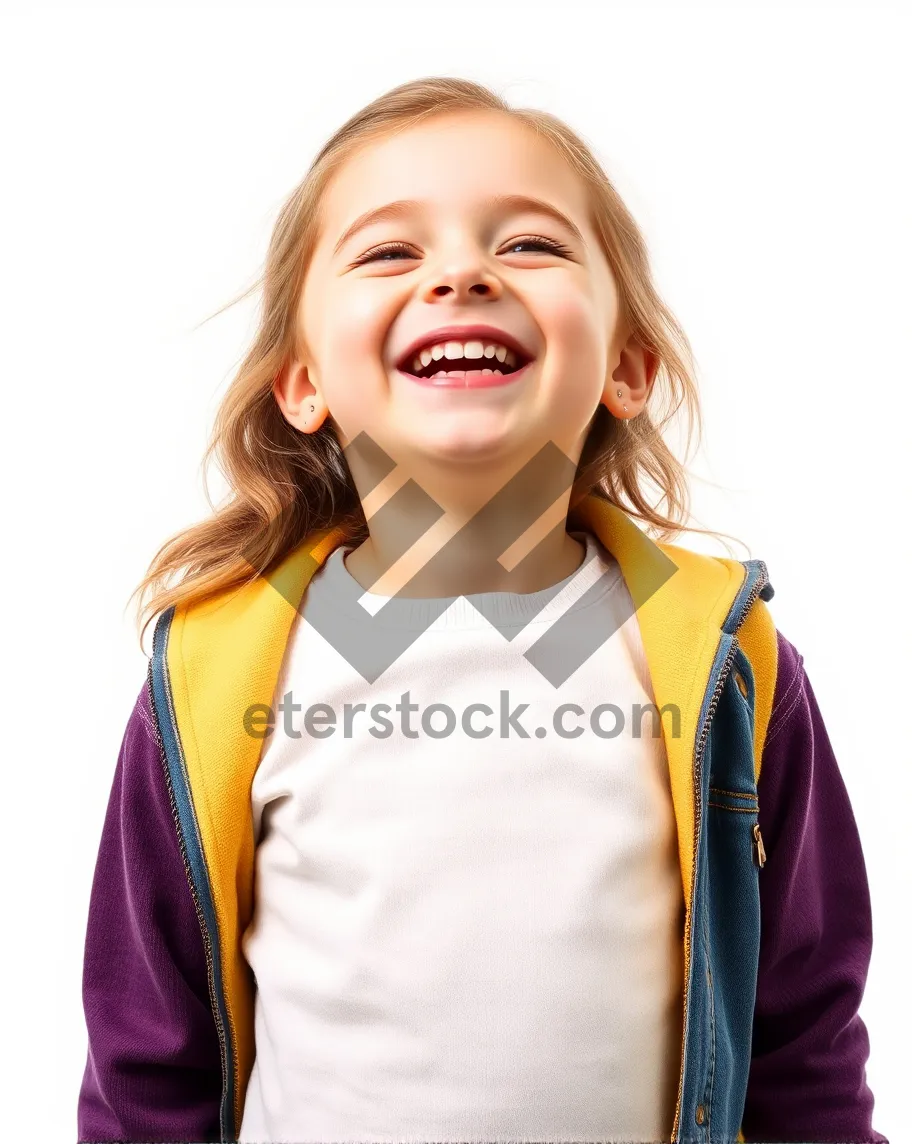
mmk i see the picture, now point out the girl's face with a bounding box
[282,110,648,476]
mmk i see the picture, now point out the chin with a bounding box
[408,420,524,465]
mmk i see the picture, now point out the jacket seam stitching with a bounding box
[708,787,757,801]
[137,684,157,742]
[764,676,804,749]
[764,653,805,747]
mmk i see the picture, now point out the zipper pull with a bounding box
[752,823,767,868]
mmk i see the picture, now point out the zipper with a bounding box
[146,654,233,1142]
[670,561,769,1142]
[752,823,766,868]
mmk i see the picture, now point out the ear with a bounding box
[601,332,659,422]
[272,358,327,433]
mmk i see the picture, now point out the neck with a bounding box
[341,441,588,599]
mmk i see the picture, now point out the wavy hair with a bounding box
[130,75,744,652]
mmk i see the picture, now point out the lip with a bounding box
[393,323,535,374]
[398,359,535,390]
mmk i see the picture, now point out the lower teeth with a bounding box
[423,368,504,379]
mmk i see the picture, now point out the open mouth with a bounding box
[396,347,534,381]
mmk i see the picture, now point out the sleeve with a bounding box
[77,674,223,1143]
[741,629,888,1143]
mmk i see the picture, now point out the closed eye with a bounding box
[503,236,574,257]
[352,235,573,265]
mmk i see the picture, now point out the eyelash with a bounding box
[353,235,573,265]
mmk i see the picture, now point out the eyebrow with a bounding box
[331,193,586,257]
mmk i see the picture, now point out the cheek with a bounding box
[324,288,386,366]
[540,288,608,376]
[313,287,393,426]
[315,284,388,376]
[535,277,602,338]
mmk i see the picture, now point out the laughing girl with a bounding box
[78,76,885,1144]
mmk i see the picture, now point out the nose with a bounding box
[419,263,503,302]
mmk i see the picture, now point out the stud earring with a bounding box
[613,388,631,420]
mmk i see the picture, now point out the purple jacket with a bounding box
[77,495,887,1142]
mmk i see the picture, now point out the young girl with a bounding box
[77,77,886,1144]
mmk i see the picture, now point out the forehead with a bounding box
[316,111,593,250]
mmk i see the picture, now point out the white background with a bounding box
[2,2,909,1140]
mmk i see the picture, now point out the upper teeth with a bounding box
[411,341,517,373]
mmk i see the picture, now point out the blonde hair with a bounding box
[130,75,743,653]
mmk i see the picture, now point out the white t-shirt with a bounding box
[239,528,684,1143]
